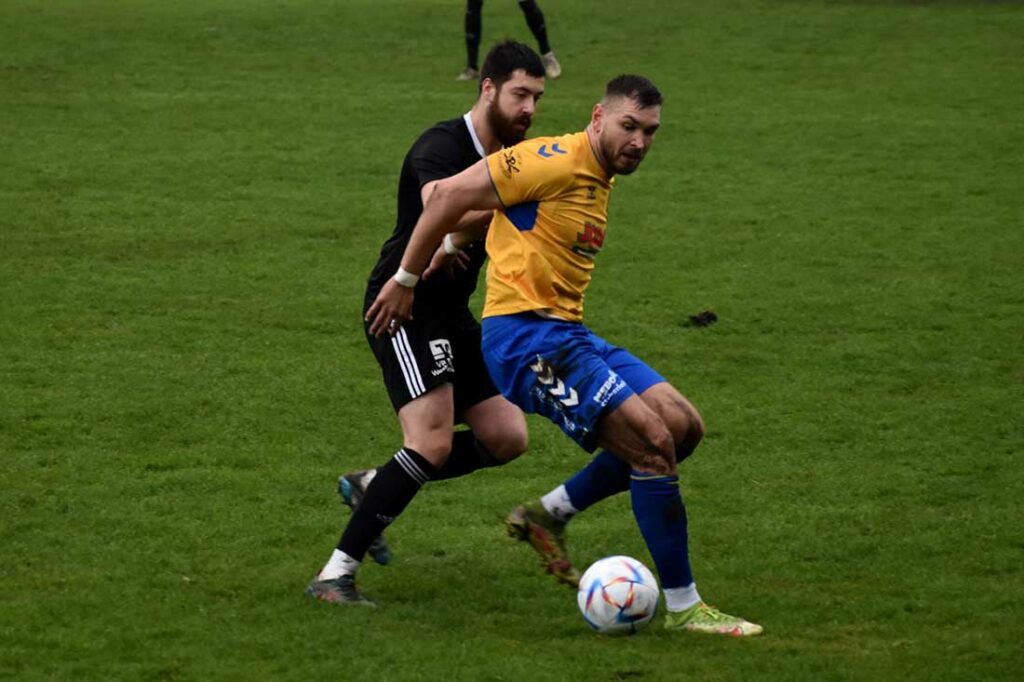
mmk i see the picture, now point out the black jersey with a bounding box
[365,116,489,314]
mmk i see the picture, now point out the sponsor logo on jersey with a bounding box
[572,221,606,257]
[429,338,454,376]
[501,150,521,178]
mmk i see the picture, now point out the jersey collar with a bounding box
[463,112,487,158]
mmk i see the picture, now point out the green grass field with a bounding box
[2,0,1022,679]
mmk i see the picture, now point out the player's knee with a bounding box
[660,396,704,462]
[494,428,529,463]
[642,450,677,477]
[406,431,454,466]
[649,424,674,459]
[638,419,677,476]
[477,423,529,463]
[676,410,705,462]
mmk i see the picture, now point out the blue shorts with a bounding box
[481,313,665,452]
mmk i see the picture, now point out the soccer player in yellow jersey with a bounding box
[367,75,762,636]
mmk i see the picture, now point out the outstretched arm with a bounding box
[365,159,503,337]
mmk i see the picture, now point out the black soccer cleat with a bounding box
[337,470,392,566]
[306,574,376,607]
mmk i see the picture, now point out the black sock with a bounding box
[465,0,483,70]
[518,0,551,54]
[337,448,436,561]
[432,430,501,481]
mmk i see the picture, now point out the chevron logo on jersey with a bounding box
[537,143,567,158]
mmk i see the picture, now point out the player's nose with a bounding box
[637,130,654,151]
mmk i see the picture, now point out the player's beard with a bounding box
[489,99,531,147]
[602,135,645,176]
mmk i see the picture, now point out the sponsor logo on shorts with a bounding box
[592,370,626,407]
[429,338,454,376]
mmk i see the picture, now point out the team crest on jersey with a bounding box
[429,339,454,376]
[572,221,606,258]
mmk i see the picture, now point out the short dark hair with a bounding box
[479,40,545,91]
[604,75,663,108]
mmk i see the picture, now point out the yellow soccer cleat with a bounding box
[664,602,763,637]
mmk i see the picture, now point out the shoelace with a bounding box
[696,604,729,621]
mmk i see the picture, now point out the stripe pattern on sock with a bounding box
[337,448,436,562]
[394,448,429,485]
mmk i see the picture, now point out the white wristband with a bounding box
[443,233,461,255]
[393,266,419,288]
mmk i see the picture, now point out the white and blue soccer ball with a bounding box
[577,555,660,635]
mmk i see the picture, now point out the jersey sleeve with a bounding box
[409,128,465,189]
[485,137,576,207]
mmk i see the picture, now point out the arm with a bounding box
[418,171,493,280]
[422,211,493,281]
[420,178,494,243]
[445,210,493,247]
[365,159,503,337]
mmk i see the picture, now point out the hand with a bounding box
[365,278,415,338]
[422,242,471,281]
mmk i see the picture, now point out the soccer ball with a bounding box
[577,555,659,635]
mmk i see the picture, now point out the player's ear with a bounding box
[481,77,498,103]
[591,102,605,134]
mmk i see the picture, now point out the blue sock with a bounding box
[629,472,693,589]
[563,450,631,511]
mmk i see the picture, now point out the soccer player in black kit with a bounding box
[308,42,546,606]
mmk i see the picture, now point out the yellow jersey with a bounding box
[482,131,613,322]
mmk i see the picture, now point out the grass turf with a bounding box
[2,0,1022,679]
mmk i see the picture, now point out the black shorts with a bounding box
[364,307,500,415]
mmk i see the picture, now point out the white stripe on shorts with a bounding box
[390,327,425,398]
[394,448,428,485]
